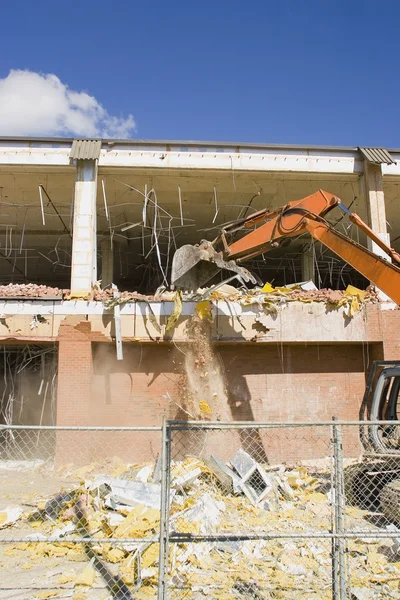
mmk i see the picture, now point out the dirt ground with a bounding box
[0,463,121,599]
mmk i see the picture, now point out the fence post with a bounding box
[158,417,171,600]
[330,421,339,600]
[332,417,348,600]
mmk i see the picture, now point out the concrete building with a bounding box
[0,137,399,458]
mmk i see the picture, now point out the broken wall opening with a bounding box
[2,165,399,296]
[97,171,375,294]
[0,344,58,460]
[0,170,75,290]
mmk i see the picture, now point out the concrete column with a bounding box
[301,247,315,283]
[363,162,390,260]
[70,160,98,297]
[101,238,114,288]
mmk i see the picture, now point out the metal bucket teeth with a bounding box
[171,241,258,290]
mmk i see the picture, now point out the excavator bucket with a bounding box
[171,240,258,290]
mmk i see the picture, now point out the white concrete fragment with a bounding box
[173,467,201,489]
[351,588,375,600]
[141,568,157,579]
[52,522,76,538]
[24,533,47,541]
[207,456,242,493]
[106,512,126,527]
[275,475,295,500]
[184,493,225,533]
[136,465,153,483]
[281,562,308,576]
[89,475,173,510]
[239,464,275,505]
[0,506,23,529]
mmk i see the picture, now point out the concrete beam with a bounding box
[0,300,387,343]
[1,139,400,180]
[0,139,367,175]
[70,160,98,297]
[362,161,390,259]
[0,141,71,166]
[98,146,363,174]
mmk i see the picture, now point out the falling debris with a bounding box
[199,400,212,415]
[196,300,214,321]
[181,317,229,419]
[165,290,182,332]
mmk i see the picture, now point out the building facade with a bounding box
[0,138,399,457]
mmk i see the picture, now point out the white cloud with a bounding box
[0,70,135,138]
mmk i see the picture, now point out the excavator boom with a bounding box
[303,218,400,305]
[171,190,339,289]
[171,189,400,304]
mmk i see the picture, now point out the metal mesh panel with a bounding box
[159,421,400,599]
[2,421,400,599]
[162,423,335,598]
[342,423,400,598]
[0,425,162,599]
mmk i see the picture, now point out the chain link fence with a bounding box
[0,425,163,599]
[159,420,400,600]
[0,421,399,599]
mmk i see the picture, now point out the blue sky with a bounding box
[0,1,399,146]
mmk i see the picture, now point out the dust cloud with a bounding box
[181,318,230,420]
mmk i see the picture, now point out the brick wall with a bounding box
[55,308,392,461]
[86,342,370,427]
[91,344,181,425]
[381,310,400,359]
[220,344,367,422]
[56,319,93,426]
[63,340,369,462]
[55,319,94,464]
[216,343,368,461]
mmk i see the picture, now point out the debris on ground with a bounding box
[0,506,23,529]
[0,448,398,599]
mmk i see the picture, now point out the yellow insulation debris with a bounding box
[75,565,96,586]
[165,290,182,331]
[196,300,213,321]
[199,399,213,415]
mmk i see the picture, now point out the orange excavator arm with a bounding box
[299,219,400,305]
[171,189,400,304]
[224,190,400,263]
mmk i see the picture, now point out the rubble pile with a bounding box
[205,282,380,316]
[0,283,64,298]
[0,450,399,599]
[259,284,380,305]
[92,287,160,303]
[0,280,382,317]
